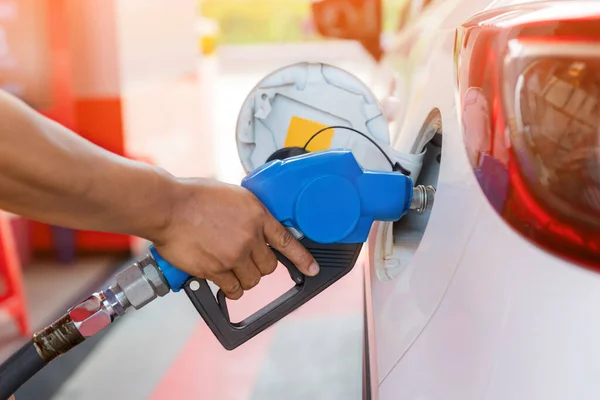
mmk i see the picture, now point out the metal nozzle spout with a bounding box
[410,185,436,214]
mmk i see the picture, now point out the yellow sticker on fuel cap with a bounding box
[284,116,333,152]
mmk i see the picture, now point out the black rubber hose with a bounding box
[0,340,46,400]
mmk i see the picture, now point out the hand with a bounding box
[153,178,319,299]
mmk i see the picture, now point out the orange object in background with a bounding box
[16,0,130,253]
[0,212,30,336]
[311,0,383,60]
[0,0,209,256]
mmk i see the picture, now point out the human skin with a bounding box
[0,90,319,300]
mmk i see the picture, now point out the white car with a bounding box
[310,0,600,399]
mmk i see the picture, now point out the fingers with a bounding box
[252,243,278,276]
[263,215,319,276]
[233,262,262,291]
[210,271,243,300]
[217,246,275,297]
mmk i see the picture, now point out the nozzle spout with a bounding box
[410,185,436,214]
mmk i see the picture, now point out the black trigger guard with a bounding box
[183,238,362,351]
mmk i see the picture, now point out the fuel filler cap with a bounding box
[235,61,403,173]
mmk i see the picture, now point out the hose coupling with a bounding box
[105,253,170,314]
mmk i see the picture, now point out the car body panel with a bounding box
[364,0,600,398]
[367,0,498,385]
[378,202,600,400]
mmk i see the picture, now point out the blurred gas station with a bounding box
[0,1,403,399]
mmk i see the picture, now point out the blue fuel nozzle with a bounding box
[148,149,416,350]
[152,149,413,293]
[241,149,413,244]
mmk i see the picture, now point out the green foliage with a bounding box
[383,0,405,32]
[199,0,406,45]
[200,0,319,44]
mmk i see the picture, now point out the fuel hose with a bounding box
[0,254,171,399]
[0,311,88,399]
[0,340,45,399]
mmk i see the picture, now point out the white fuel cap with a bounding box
[235,62,420,174]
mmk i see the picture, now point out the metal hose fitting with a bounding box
[31,253,170,363]
[410,185,436,214]
[32,313,85,363]
[108,253,170,311]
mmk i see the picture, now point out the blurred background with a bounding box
[0,1,420,399]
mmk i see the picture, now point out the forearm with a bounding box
[0,90,176,242]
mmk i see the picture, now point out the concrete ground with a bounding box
[22,42,374,400]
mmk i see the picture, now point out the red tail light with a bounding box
[456,2,600,268]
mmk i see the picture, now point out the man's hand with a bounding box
[152,178,319,299]
[0,90,316,299]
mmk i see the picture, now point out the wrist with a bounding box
[152,176,217,248]
[130,164,180,245]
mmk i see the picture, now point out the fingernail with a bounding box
[309,262,320,276]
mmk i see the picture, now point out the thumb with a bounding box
[263,214,319,276]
